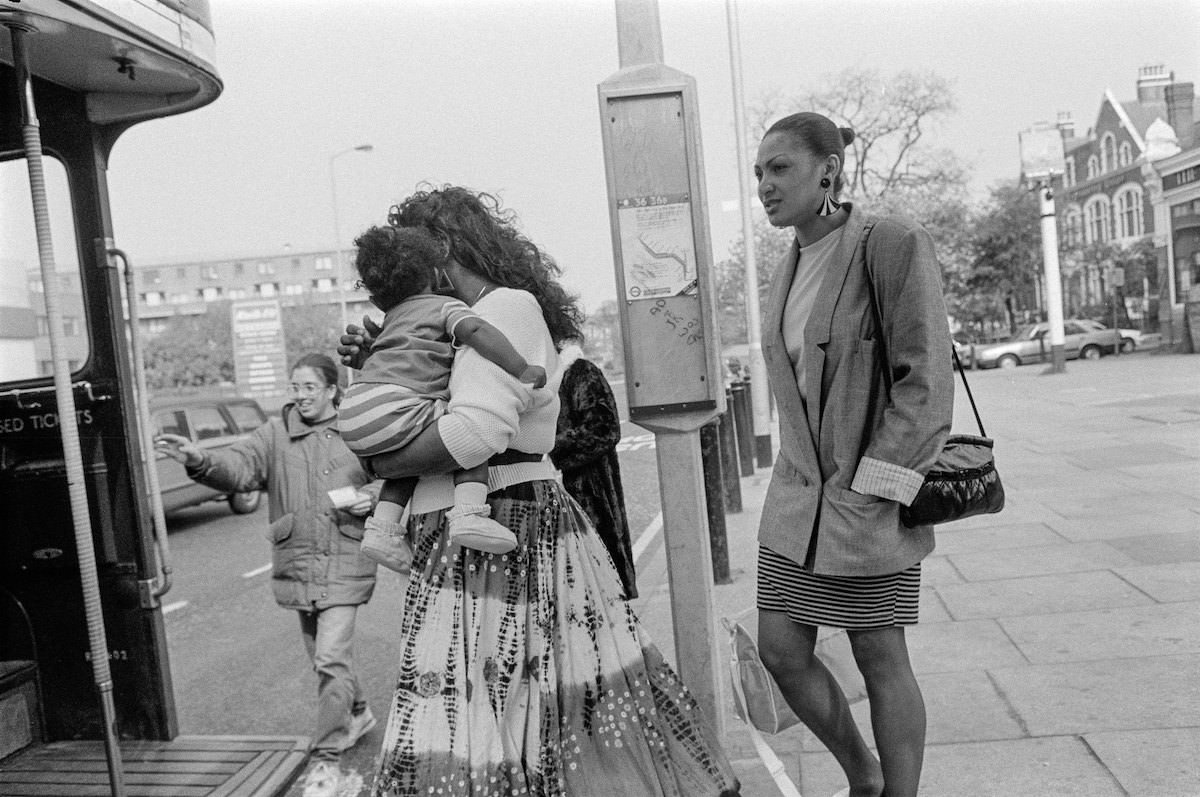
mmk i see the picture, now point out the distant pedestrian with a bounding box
[753,111,954,797]
[550,341,637,599]
[156,353,381,797]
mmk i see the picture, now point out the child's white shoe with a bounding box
[446,504,516,554]
[361,516,412,573]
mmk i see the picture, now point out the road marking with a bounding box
[632,512,663,565]
[617,433,656,453]
[162,601,188,615]
[242,563,271,579]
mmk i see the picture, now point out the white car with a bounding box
[1078,320,1158,352]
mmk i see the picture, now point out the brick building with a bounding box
[1053,65,1196,326]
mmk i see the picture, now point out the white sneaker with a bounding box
[302,760,341,797]
[341,706,376,751]
[446,504,516,554]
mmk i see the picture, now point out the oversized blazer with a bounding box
[757,203,954,576]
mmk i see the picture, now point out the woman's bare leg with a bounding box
[758,611,884,796]
[848,626,925,797]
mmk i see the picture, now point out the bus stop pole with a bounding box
[8,21,126,797]
[1037,181,1067,374]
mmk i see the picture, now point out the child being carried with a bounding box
[339,225,545,570]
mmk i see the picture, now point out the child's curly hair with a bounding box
[352,225,444,311]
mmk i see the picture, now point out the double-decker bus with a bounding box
[1,2,308,794]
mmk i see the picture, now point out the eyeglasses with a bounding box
[287,382,328,397]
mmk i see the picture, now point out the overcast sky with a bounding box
[106,0,1199,314]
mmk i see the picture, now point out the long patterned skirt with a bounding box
[371,480,739,796]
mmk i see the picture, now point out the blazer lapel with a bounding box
[803,204,866,433]
[761,237,819,471]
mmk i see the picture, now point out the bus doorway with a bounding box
[1,3,308,794]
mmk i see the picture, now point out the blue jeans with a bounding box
[298,605,366,761]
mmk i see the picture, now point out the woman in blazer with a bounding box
[753,111,953,797]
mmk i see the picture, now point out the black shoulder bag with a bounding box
[863,229,1005,528]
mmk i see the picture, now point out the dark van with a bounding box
[150,395,268,515]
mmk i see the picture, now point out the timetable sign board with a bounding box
[231,299,288,399]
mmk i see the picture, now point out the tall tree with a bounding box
[143,301,234,390]
[966,182,1042,333]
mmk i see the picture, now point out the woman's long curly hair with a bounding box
[387,185,584,346]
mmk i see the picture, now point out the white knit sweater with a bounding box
[409,288,561,514]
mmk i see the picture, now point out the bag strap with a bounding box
[725,622,804,797]
[861,222,988,437]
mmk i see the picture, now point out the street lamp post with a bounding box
[329,143,374,359]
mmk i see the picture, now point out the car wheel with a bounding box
[1080,344,1102,361]
[1121,338,1135,353]
[229,490,261,514]
[997,354,1020,369]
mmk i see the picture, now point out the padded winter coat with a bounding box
[187,404,377,609]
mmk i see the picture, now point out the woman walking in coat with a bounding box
[752,112,954,797]
[550,341,637,599]
[339,185,738,797]
[156,353,380,797]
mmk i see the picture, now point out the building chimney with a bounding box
[1165,82,1195,149]
[1137,64,1173,102]
[1056,111,1075,140]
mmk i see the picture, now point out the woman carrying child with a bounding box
[338,225,546,570]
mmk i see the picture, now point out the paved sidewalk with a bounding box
[633,351,1200,797]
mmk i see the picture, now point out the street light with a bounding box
[330,143,374,360]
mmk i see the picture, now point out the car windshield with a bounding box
[1010,324,1038,341]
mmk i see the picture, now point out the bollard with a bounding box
[717,400,743,514]
[700,420,732,585]
[730,381,755,476]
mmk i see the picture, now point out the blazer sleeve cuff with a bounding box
[851,456,925,505]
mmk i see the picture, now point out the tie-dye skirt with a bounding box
[370,480,739,796]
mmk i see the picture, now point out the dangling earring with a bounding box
[434,267,456,294]
[817,177,841,217]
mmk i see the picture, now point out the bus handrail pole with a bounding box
[110,246,173,602]
[8,21,127,797]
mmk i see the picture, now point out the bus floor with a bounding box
[0,734,309,797]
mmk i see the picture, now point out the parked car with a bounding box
[972,319,1120,369]
[951,332,973,369]
[150,394,268,514]
[1077,319,1158,353]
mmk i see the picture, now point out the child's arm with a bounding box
[452,315,547,388]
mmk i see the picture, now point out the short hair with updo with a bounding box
[352,225,444,312]
[765,112,855,196]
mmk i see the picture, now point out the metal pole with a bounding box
[700,420,731,584]
[718,393,742,513]
[610,0,724,734]
[330,144,372,381]
[725,0,772,468]
[1038,181,1067,374]
[8,21,126,797]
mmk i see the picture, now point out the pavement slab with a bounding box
[1114,562,1200,603]
[999,602,1200,663]
[935,570,1153,620]
[989,654,1200,736]
[1104,531,1200,565]
[797,736,1126,797]
[1063,443,1196,470]
[907,618,1029,673]
[1030,490,1193,520]
[932,522,1070,556]
[947,540,1140,582]
[1047,508,1200,542]
[1084,727,1200,797]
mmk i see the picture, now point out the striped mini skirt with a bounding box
[757,544,920,629]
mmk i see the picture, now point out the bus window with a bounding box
[0,156,88,383]
[154,410,190,439]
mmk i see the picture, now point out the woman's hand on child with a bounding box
[338,315,382,369]
[520,365,548,389]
